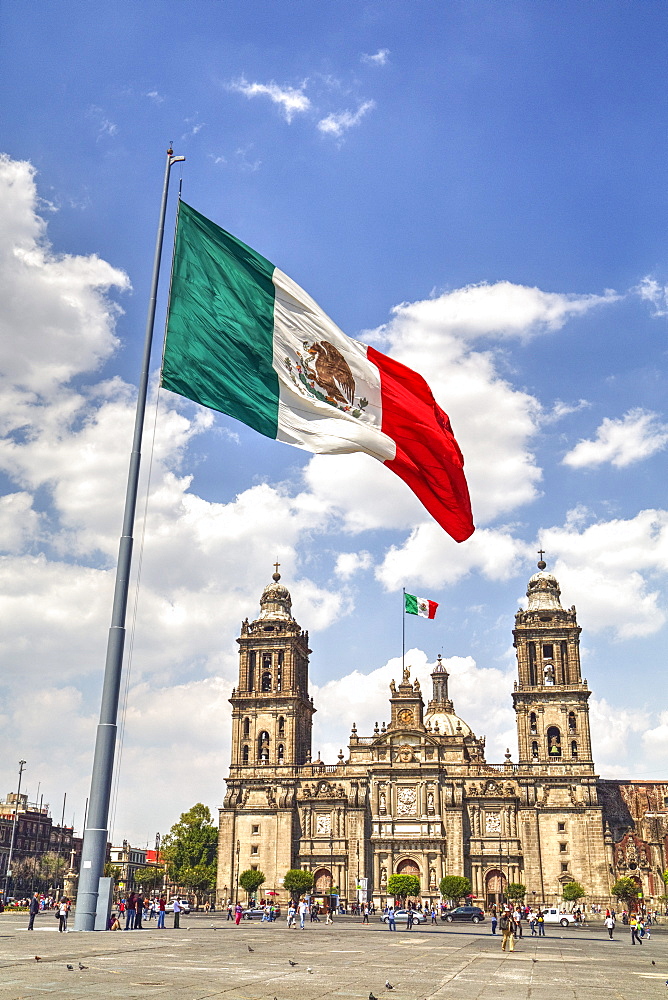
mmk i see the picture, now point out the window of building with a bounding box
[547,725,562,758]
[278,716,285,736]
[243,717,250,737]
[261,672,272,692]
[278,743,285,763]
[543,644,554,659]
[558,822,565,832]
[531,741,539,759]
[559,842,567,853]
[568,711,577,732]
[561,863,569,872]
[251,845,259,855]
[251,864,258,871]
[571,741,578,758]
[242,745,249,764]
[252,825,259,835]
[530,712,537,735]
[248,651,255,690]
[258,731,270,762]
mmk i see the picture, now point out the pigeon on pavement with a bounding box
[370,993,379,1000]
[66,965,74,971]
[288,960,298,966]
[248,945,254,952]
[386,983,394,990]
[78,963,88,970]
[34,957,41,962]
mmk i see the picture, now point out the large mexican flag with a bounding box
[161,201,474,542]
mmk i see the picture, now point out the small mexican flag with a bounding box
[404,593,438,618]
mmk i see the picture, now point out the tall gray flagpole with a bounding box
[74,148,184,931]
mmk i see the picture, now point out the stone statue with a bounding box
[402,666,410,682]
[380,791,386,810]
[381,866,387,884]
[427,791,434,809]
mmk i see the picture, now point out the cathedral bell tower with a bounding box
[230,567,315,771]
[513,556,594,771]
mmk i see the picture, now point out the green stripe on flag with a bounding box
[404,593,419,615]
[161,201,280,439]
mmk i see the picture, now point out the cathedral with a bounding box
[217,561,668,908]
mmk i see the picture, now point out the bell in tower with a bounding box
[230,566,315,771]
[512,553,594,770]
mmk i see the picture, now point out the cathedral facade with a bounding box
[217,564,668,908]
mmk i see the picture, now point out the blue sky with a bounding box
[1,0,668,845]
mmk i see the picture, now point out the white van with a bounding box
[541,907,576,927]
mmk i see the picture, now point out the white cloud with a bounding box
[317,100,375,138]
[542,399,590,424]
[635,275,668,317]
[145,90,164,103]
[538,509,668,638]
[228,77,311,122]
[362,49,390,66]
[334,550,373,579]
[562,408,668,469]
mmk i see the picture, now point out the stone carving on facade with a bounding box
[381,866,387,885]
[316,814,331,836]
[485,811,501,834]
[379,790,387,813]
[397,744,418,764]
[397,786,417,816]
[427,791,435,812]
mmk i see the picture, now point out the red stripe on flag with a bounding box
[426,600,438,619]
[367,346,474,542]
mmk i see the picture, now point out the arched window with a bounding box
[529,712,537,735]
[243,717,250,737]
[258,731,270,762]
[242,745,249,764]
[278,743,284,763]
[248,651,255,690]
[568,711,577,732]
[571,740,578,758]
[261,672,272,692]
[528,642,537,686]
[278,716,285,737]
[531,740,539,759]
[547,725,561,758]
[277,650,283,691]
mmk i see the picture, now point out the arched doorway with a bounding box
[396,858,420,875]
[485,868,507,907]
[314,867,333,894]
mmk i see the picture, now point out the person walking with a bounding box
[491,908,498,935]
[27,892,40,931]
[536,910,545,936]
[514,907,523,938]
[134,898,143,930]
[234,901,243,926]
[604,913,615,939]
[57,897,69,933]
[298,898,308,930]
[173,898,182,929]
[157,896,166,929]
[387,906,396,931]
[499,908,515,952]
[406,907,414,930]
[362,903,369,924]
[125,892,136,930]
[227,902,233,920]
[325,902,333,925]
[630,912,642,945]
[287,902,296,928]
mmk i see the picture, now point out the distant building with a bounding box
[109,840,147,890]
[217,565,667,909]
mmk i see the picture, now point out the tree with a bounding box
[282,869,314,899]
[103,863,122,882]
[161,803,218,886]
[611,877,640,906]
[506,883,527,902]
[180,863,216,894]
[38,852,67,883]
[439,875,471,903]
[240,869,266,899]
[132,866,163,890]
[387,873,420,901]
[562,881,585,904]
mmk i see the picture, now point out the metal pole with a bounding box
[235,841,240,904]
[402,588,405,674]
[74,148,184,931]
[4,760,26,900]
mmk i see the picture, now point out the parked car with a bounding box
[243,905,281,919]
[441,905,485,923]
[380,908,428,924]
[540,907,575,927]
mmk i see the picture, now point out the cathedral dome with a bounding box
[258,568,293,620]
[424,710,471,737]
[526,564,563,612]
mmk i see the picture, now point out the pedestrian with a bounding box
[125,891,136,930]
[630,912,642,945]
[325,902,333,925]
[134,898,143,930]
[234,901,243,926]
[406,907,414,930]
[157,896,166,929]
[298,898,308,929]
[27,892,40,931]
[387,906,396,931]
[499,908,515,952]
[529,911,536,936]
[514,907,523,938]
[537,910,545,936]
[227,902,233,920]
[363,903,369,924]
[173,898,182,929]
[430,906,437,924]
[57,897,69,933]
[287,902,296,928]
[491,909,498,935]
[604,913,615,939]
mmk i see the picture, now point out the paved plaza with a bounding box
[0,912,666,1000]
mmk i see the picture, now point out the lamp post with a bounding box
[235,840,240,905]
[329,831,334,910]
[4,760,26,901]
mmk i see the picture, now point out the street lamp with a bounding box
[235,840,240,905]
[4,760,26,902]
[329,831,334,909]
